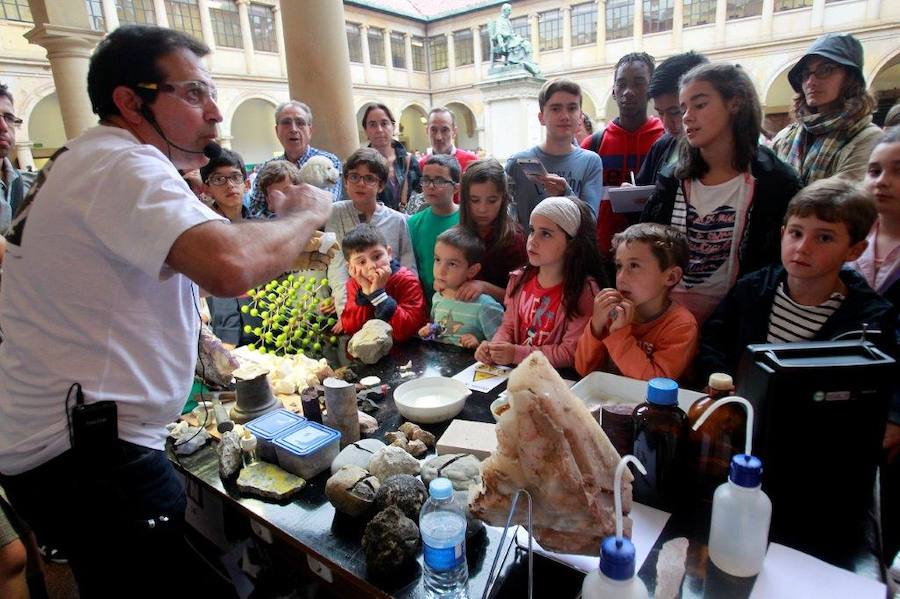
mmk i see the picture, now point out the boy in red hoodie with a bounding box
[339,224,427,341]
[582,52,665,258]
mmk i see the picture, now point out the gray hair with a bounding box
[428,106,455,127]
[274,100,312,125]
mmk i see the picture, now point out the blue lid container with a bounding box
[274,421,341,456]
[245,409,305,441]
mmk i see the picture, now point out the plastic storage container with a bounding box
[273,421,341,479]
[245,409,306,464]
[420,478,469,598]
[632,378,686,511]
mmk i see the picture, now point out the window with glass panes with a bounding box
[571,2,597,47]
[511,16,529,40]
[368,28,385,65]
[412,36,426,71]
[727,0,763,19]
[347,23,362,63]
[644,0,673,33]
[210,1,241,48]
[480,25,491,61]
[0,0,32,21]
[391,32,406,68]
[117,0,155,25]
[454,29,474,66]
[85,0,105,30]
[538,10,562,52]
[249,3,276,52]
[165,0,202,40]
[429,35,448,71]
[775,0,813,10]
[683,0,716,26]
[606,0,634,40]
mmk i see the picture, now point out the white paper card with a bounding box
[514,501,671,573]
[605,185,656,214]
[749,543,887,599]
[452,362,512,393]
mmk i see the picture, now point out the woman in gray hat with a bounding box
[772,32,881,186]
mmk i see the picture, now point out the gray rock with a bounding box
[369,446,421,481]
[217,430,243,479]
[362,507,420,575]
[421,454,482,491]
[375,474,427,521]
[325,465,380,518]
[330,438,386,475]
[347,319,393,364]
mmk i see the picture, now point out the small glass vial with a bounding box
[240,431,258,467]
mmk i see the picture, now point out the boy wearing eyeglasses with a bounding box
[408,154,461,304]
[200,147,250,222]
[326,148,416,322]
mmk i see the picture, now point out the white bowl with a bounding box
[490,397,510,421]
[393,377,471,424]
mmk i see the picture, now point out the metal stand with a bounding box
[482,489,534,599]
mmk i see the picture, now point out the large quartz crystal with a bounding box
[469,352,632,555]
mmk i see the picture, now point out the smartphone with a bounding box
[516,158,548,181]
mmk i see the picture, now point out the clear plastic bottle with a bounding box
[420,478,469,598]
[708,454,771,577]
[632,378,686,511]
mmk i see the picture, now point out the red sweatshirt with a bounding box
[581,117,664,258]
[341,262,427,342]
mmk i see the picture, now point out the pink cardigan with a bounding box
[492,269,600,368]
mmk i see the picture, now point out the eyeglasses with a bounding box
[1,112,22,127]
[421,176,455,188]
[347,172,380,186]
[136,80,218,106]
[277,117,310,128]
[800,62,841,82]
[207,173,245,186]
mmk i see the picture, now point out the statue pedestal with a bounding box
[476,70,547,162]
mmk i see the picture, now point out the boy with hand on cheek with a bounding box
[338,224,426,341]
[575,223,698,380]
[418,227,504,348]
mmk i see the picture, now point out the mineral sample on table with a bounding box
[374,474,427,521]
[167,421,210,456]
[330,438,386,474]
[362,506,420,574]
[469,351,631,555]
[217,429,243,479]
[422,454,481,491]
[325,465,380,518]
[407,439,428,458]
[237,462,306,501]
[398,422,436,447]
[369,445,421,481]
[357,410,378,435]
[655,537,689,599]
[347,319,393,365]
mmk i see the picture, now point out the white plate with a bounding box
[393,377,471,424]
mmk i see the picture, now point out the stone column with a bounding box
[472,26,482,77]
[273,2,287,76]
[596,0,606,65]
[197,0,216,70]
[529,13,540,63]
[152,0,168,28]
[633,0,643,50]
[447,32,456,85]
[100,0,119,31]
[360,25,371,83]
[672,0,684,49]
[236,0,255,74]
[384,29,393,85]
[279,0,358,159]
[25,25,104,139]
[715,0,727,44]
[562,6,572,67]
[13,141,35,171]
[761,0,775,36]
[810,0,826,28]
[866,0,882,20]
[405,32,414,78]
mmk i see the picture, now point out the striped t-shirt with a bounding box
[766,282,844,343]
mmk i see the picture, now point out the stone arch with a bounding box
[230,96,281,165]
[762,56,803,137]
[868,48,900,124]
[444,101,479,152]
[398,102,429,153]
[26,91,66,166]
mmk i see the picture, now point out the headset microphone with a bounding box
[140,103,219,156]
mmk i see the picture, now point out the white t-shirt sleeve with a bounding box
[82,146,223,280]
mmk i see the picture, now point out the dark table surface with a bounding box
[169,340,884,598]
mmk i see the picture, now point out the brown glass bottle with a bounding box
[686,373,745,510]
[632,378,686,511]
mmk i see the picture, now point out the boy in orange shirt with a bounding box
[575,223,698,380]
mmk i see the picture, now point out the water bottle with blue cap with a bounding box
[420,477,469,598]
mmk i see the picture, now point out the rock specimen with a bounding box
[469,352,631,555]
[375,474,427,521]
[217,429,243,479]
[362,507,420,574]
[655,537,689,599]
[330,438,385,474]
[369,446,421,481]
[323,377,360,448]
[325,465,380,518]
[237,462,306,501]
[167,421,210,456]
[422,454,481,491]
[407,439,428,458]
[358,410,378,435]
[398,422,436,447]
[347,319,393,364]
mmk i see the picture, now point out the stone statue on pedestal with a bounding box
[488,3,540,76]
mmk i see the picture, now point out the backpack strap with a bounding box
[587,127,606,154]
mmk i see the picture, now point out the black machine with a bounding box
[736,340,894,563]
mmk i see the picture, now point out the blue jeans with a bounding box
[0,441,193,597]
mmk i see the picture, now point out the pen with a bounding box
[630,171,636,185]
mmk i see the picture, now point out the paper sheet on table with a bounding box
[749,543,887,599]
[452,362,512,393]
[514,502,670,573]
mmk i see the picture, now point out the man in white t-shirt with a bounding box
[0,25,331,595]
